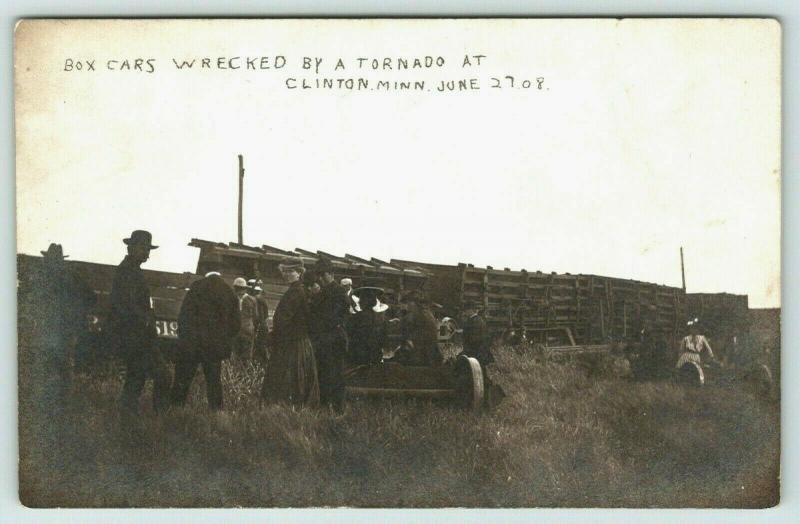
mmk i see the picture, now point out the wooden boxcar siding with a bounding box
[19,245,750,351]
[17,254,201,355]
[191,240,429,321]
[18,254,200,322]
[685,293,750,352]
[390,259,699,345]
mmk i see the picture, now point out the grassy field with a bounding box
[19,345,779,508]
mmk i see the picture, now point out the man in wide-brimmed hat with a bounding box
[308,257,350,411]
[37,243,95,353]
[109,230,171,421]
[40,242,69,261]
[24,243,95,432]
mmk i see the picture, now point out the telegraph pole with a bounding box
[238,154,244,245]
[680,246,686,292]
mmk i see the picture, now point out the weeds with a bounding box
[19,346,779,508]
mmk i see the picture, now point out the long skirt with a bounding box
[261,335,320,406]
[675,351,702,369]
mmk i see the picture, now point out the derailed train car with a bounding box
[17,239,754,375]
[16,242,488,408]
[16,240,432,369]
[188,238,429,324]
[389,259,753,367]
[390,259,693,346]
[16,254,201,367]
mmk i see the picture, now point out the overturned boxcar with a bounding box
[390,259,751,356]
[17,239,754,370]
[17,254,201,366]
[390,260,688,345]
[189,238,430,323]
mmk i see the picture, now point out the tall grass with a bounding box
[19,346,779,508]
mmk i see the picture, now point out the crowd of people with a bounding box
[25,230,497,427]
[32,227,747,424]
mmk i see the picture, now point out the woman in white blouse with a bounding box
[675,318,716,369]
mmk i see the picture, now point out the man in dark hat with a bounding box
[25,244,95,419]
[396,290,442,366]
[348,287,389,366]
[109,230,171,420]
[461,302,494,366]
[171,271,241,410]
[308,257,350,410]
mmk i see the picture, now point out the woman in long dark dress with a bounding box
[260,257,320,406]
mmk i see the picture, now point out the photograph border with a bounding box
[2,1,797,522]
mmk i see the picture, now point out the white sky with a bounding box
[14,19,781,307]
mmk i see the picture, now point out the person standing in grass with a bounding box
[30,244,96,405]
[461,301,494,366]
[460,301,505,407]
[250,279,271,363]
[675,319,715,369]
[308,258,350,411]
[109,230,171,420]
[171,271,241,410]
[260,257,319,406]
[21,243,95,460]
[233,277,259,361]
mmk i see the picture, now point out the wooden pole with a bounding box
[680,246,686,292]
[238,154,244,245]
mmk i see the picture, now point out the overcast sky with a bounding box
[15,19,781,307]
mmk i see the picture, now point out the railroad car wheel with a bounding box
[454,355,484,410]
[677,361,704,386]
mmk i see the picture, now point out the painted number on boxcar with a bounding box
[155,320,178,338]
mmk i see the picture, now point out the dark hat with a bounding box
[314,257,335,275]
[354,287,387,312]
[41,243,69,260]
[123,230,158,250]
[302,270,318,286]
[278,256,305,273]
[353,286,385,300]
